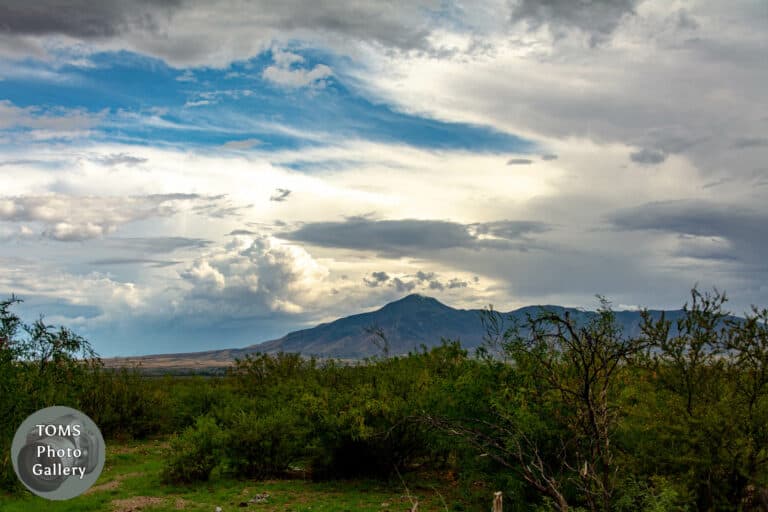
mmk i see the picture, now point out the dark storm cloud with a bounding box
[280,218,550,254]
[244,0,436,51]
[608,200,768,264]
[0,0,181,38]
[269,188,292,202]
[608,200,766,238]
[507,158,533,165]
[629,148,667,165]
[0,0,439,65]
[510,0,640,44]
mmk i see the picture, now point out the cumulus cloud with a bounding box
[415,271,435,282]
[362,269,474,294]
[447,278,469,289]
[0,262,147,319]
[364,271,390,287]
[180,235,330,315]
[262,49,332,89]
[392,277,416,293]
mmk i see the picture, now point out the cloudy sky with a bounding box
[0,0,766,356]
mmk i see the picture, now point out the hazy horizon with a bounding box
[0,0,765,356]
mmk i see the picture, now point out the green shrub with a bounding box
[78,367,167,440]
[221,407,308,478]
[161,416,225,483]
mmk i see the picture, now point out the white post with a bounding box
[492,491,503,512]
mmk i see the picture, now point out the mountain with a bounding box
[106,294,688,371]
[250,294,486,358]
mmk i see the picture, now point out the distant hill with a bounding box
[106,294,688,370]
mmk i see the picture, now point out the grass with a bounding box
[0,438,473,511]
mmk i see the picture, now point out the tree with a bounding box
[0,295,99,491]
[430,299,648,511]
[638,288,768,510]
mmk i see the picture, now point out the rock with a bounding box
[248,492,270,504]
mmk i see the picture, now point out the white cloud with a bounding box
[180,235,330,315]
[0,100,102,139]
[0,193,242,241]
[262,49,333,89]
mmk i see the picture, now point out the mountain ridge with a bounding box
[105,293,687,370]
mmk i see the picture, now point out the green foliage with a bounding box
[4,289,768,511]
[161,416,225,483]
[78,367,168,440]
[221,407,308,478]
[0,295,99,491]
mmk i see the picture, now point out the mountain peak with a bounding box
[381,293,451,311]
[401,292,433,301]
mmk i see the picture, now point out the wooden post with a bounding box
[492,491,502,512]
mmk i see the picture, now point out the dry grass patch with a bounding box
[111,496,164,512]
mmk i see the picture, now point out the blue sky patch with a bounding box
[0,48,534,155]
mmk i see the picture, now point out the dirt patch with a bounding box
[111,496,165,512]
[85,472,144,495]
[86,479,121,494]
[174,497,188,509]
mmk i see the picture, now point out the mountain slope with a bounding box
[248,294,486,359]
[235,294,687,359]
[107,293,688,369]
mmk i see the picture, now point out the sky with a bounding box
[0,0,766,356]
